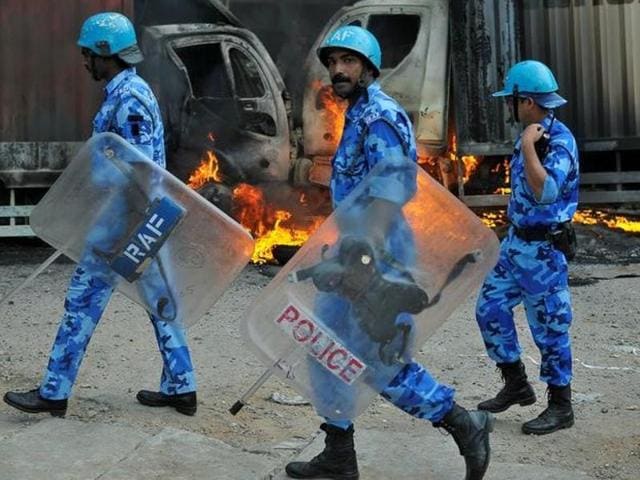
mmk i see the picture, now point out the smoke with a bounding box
[134,0,240,26]
[227,0,355,124]
[133,0,356,185]
[137,24,265,184]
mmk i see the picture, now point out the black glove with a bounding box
[291,236,429,364]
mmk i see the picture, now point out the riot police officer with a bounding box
[4,12,197,417]
[285,26,494,480]
[475,60,579,435]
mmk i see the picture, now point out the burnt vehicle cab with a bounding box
[302,0,450,186]
[301,0,520,200]
[136,8,291,192]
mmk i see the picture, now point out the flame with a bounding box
[311,79,347,148]
[461,155,479,183]
[447,134,513,193]
[476,208,640,233]
[493,158,511,195]
[251,210,324,264]
[231,183,265,234]
[574,209,640,233]
[232,183,324,264]
[188,150,223,189]
[417,154,439,168]
[478,211,509,229]
[185,127,327,264]
[448,135,480,184]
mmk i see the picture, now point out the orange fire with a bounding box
[311,79,347,148]
[492,158,511,195]
[188,150,223,189]
[478,211,509,229]
[417,154,437,167]
[231,183,265,234]
[448,134,480,184]
[574,209,640,233]
[461,155,480,183]
[446,134,514,194]
[476,208,640,233]
[232,184,324,264]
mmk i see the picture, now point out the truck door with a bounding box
[148,28,290,186]
[302,0,449,185]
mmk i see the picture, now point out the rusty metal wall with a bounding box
[522,0,640,148]
[0,0,133,142]
[450,0,522,155]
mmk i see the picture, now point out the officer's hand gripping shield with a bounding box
[30,133,254,327]
[242,161,499,419]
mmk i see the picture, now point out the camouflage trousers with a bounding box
[325,362,456,430]
[314,293,455,430]
[379,362,455,421]
[475,230,573,386]
[39,263,196,400]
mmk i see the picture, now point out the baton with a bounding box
[229,366,275,415]
[230,348,306,415]
[0,250,63,307]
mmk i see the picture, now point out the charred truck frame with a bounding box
[300,0,640,205]
[1,0,639,236]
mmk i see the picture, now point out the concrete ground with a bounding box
[0,231,638,479]
[0,413,599,480]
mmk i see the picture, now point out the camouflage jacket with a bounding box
[508,114,579,228]
[92,67,166,167]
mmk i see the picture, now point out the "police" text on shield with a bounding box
[275,304,366,385]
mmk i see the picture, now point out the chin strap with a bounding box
[89,55,100,81]
[512,84,520,123]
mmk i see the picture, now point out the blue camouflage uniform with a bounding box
[475,113,579,387]
[40,68,196,400]
[314,81,455,430]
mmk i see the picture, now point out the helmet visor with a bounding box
[528,92,567,108]
[492,90,567,108]
[118,44,144,65]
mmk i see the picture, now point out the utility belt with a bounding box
[512,221,577,260]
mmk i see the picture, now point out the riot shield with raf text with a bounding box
[30,133,254,327]
[243,160,500,420]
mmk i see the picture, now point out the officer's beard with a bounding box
[84,56,102,82]
[331,74,368,103]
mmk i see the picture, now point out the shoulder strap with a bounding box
[362,112,410,156]
[106,85,156,133]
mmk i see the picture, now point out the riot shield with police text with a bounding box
[243,160,499,419]
[30,133,254,327]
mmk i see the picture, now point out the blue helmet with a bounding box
[317,26,382,77]
[78,12,143,64]
[493,60,567,108]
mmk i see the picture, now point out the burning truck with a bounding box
[1,0,639,260]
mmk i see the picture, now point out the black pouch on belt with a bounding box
[547,222,577,260]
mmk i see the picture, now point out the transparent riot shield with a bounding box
[30,133,254,327]
[242,160,499,419]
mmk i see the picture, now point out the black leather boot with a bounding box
[522,384,574,435]
[136,390,197,416]
[433,403,495,480]
[4,389,67,417]
[478,360,536,413]
[285,423,359,480]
